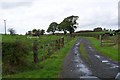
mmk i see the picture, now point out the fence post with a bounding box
[55,40,58,50]
[42,44,46,61]
[33,39,39,63]
[48,43,51,56]
[61,37,64,47]
[58,39,61,49]
[99,34,102,47]
[50,41,54,53]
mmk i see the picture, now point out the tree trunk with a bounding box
[52,32,55,35]
[69,31,72,34]
[63,30,67,34]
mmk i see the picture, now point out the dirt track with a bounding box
[59,38,119,80]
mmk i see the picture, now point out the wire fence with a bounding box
[32,36,74,63]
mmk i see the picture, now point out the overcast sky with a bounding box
[0,0,119,34]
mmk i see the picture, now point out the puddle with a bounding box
[102,60,109,63]
[76,43,80,46]
[90,49,94,51]
[106,63,111,65]
[95,55,100,58]
[74,47,79,56]
[95,55,119,69]
[95,55,106,61]
[102,60,119,69]
[115,72,120,80]
[88,46,95,52]
[74,56,80,61]
[75,50,78,54]
[89,46,92,49]
[75,50,79,53]
[74,60,79,63]
[80,76,99,79]
[75,54,79,57]
[78,64,92,76]
[110,63,119,69]
[73,40,93,76]
[75,46,79,49]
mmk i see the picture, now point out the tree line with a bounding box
[26,29,45,36]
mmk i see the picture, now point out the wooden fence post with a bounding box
[99,34,102,47]
[61,37,64,47]
[58,39,61,49]
[56,39,59,50]
[48,43,51,56]
[42,44,46,61]
[33,39,39,63]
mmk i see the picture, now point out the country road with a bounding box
[59,38,119,80]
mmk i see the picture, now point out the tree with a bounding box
[8,28,16,35]
[27,31,32,35]
[26,29,45,36]
[110,29,112,32]
[58,21,68,34]
[59,15,79,34]
[115,29,120,34]
[93,27,102,32]
[36,29,41,36]
[103,28,106,31]
[32,29,41,36]
[40,29,45,35]
[47,22,58,35]
[32,29,37,36]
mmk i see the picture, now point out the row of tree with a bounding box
[93,27,117,32]
[26,29,45,36]
[47,15,79,35]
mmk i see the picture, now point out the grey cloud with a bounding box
[0,1,33,9]
[0,0,118,34]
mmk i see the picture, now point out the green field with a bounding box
[87,37,118,62]
[2,34,78,78]
[4,38,77,78]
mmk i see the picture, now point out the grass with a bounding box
[2,34,62,43]
[0,34,2,78]
[2,34,68,76]
[87,37,119,62]
[80,43,88,61]
[79,43,91,63]
[3,37,78,78]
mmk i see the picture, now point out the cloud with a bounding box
[0,0,34,9]
[0,2,32,9]
[0,0,119,34]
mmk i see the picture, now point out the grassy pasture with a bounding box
[87,37,118,62]
[2,34,77,78]
[3,35,78,78]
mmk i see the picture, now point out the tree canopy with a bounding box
[26,29,45,36]
[8,28,16,35]
[47,22,58,35]
[47,15,79,34]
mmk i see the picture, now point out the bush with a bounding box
[2,40,30,74]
